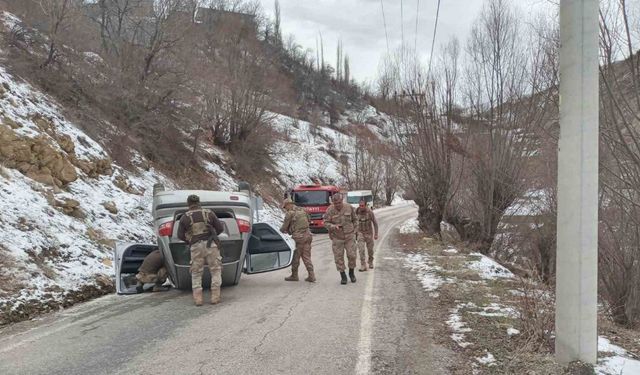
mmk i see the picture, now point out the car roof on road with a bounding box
[154,190,251,206]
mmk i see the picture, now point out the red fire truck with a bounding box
[290,184,341,231]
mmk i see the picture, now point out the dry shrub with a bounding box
[514,276,555,353]
[598,208,640,327]
[229,123,278,186]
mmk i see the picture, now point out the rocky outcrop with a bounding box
[113,174,141,195]
[102,201,118,215]
[3,116,21,129]
[0,124,78,187]
[73,157,112,178]
[53,198,85,219]
[0,114,115,188]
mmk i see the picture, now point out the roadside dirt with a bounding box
[0,275,114,326]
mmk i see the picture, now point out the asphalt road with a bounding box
[0,204,452,375]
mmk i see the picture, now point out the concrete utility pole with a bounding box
[555,0,599,365]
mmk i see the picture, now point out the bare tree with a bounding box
[38,0,79,68]
[273,0,281,46]
[387,45,460,236]
[344,54,350,85]
[342,126,386,203]
[597,0,640,326]
[456,0,543,252]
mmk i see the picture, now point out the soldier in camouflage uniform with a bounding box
[135,249,169,293]
[356,199,379,272]
[177,194,225,306]
[323,193,358,285]
[280,198,315,283]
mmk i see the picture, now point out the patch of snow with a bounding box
[507,327,520,337]
[596,337,640,375]
[403,253,449,296]
[504,188,552,217]
[475,351,496,366]
[470,303,518,318]
[202,160,237,192]
[467,252,515,280]
[599,337,629,356]
[447,302,475,348]
[82,51,103,64]
[391,194,413,206]
[256,203,285,228]
[443,247,459,255]
[399,218,421,234]
[1,11,22,29]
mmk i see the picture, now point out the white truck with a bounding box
[113,182,294,294]
[346,190,374,209]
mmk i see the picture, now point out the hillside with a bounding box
[0,10,393,324]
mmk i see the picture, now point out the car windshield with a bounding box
[347,195,372,204]
[293,191,330,206]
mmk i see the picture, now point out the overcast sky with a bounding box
[257,0,555,83]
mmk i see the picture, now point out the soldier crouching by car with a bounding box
[135,249,169,293]
[177,194,225,306]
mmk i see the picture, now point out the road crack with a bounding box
[252,287,312,354]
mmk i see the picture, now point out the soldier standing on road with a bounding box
[280,198,316,283]
[356,199,379,272]
[177,194,225,306]
[135,249,169,293]
[323,193,358,285]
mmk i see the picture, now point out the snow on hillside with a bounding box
[269,106,392,188]
[270,113,347,186]
[0,62,179,321]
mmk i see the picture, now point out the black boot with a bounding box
[349,269,357,283]
[340,272,348,285]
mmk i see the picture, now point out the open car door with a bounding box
[114,242,159,294]
[244,223,294,274]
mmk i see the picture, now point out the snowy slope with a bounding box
[0,63,180,321]
[270,113,347,186]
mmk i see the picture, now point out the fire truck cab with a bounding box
[290,184,340,232]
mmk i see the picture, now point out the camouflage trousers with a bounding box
[190,241,222,290]
[357,232,375,267]
[291,232,313,273]
[136,267,168,285]
[331,236,357,272]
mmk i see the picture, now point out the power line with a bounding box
[426,0,442,80]
[414,0,420,51]
[380,0,390,55]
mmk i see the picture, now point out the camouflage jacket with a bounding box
[138,249,164,274]
[177,206,224,245]
[323,204,357,240]
[356,206,379,235]
[281,206,310,238]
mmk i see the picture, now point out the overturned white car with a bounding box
[114,182,294,294]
